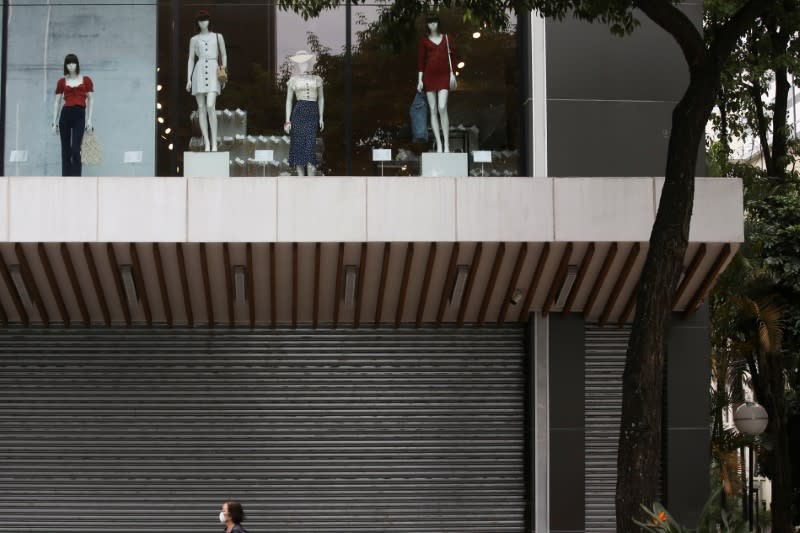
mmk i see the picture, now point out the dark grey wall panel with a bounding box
[545,4,701,102]
[550,314,586,532]
[548,100,673,176]
[0,328,526,533]
[666,306,711,525]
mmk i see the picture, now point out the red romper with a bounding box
[418,35,457,91]
[55,76,94,107]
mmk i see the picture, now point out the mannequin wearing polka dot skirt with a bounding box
[284,51,325,176]
[186,10,227,152]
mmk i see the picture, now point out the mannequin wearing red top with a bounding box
[52,53,94,176]
[416,15,457,153]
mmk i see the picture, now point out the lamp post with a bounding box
[733,402,768,532]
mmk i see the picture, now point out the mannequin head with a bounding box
[289,50,315,76]
[63,53,80,76]
[426,15,441,35]
[195,9,211,32]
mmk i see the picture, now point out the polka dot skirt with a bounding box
[288,100,319,167]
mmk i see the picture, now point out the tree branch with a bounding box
[709,0,764,64]
[636,0,705,67]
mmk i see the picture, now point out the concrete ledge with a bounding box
[98,178,185,242]
[188,178,277,242]
[9,177,97,242]
[0,176,744,244]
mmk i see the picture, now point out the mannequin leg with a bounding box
[206,92,218,152]
[426,91,442,153]
[438,90,450,153]
[307,163,316,177]
[295,165,306,176]
[69,108,86,176]
[195,94,210,151]
[59,114,71,176]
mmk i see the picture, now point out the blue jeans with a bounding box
[59,106,85,176]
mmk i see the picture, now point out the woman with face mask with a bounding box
[219,500,248,533]
[186,9,227,152]
[52,53,94,176]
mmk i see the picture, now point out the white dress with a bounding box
[190,32,222,95]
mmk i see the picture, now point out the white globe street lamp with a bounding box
[733,401,768,531]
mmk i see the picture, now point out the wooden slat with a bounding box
[129,243,152,327]
[200,243,214,327]
[0,250,28,327]
[498,243,528,326]
[684,243,732,317]
[394,243,414,328]
[673,243,707,306]
[333,243,344,329]
[269,243,276,328]
[0,287,7,326]
[599,243,640,327]
[61,244,89,326]
[292,243,298,329]
[84,243,110,327]
[15,244,49,326]
[223,243,234,328]
[312,243,321,329]
[562,243,595,316]
[247,243,255,329]
[354,243,369,328]
[457,243,483,327]
[415,243,437,328]
[477,242,506,326]
[153,243,173,328]
[106,243,131,327]
[543,243,573,315]
[436,243,460,326]
[583,242,618,319]
[517,242,550,322]
[176,243,193,327]
[618,283,639,326]
[374,243,391,326]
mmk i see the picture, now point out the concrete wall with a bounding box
[3,0,156,177]
[545,3,703,177]
[0,176,744,243]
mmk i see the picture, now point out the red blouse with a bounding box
[55,76,94,107]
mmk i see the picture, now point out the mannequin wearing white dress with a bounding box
[186,11,227,152]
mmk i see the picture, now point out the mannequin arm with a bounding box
[52,94,63,130]
[284,81,294,133]
[85,92,94,130]
[417,71,423,91]
[218,33,228,69]
[186,38,195,91]
[317,78,325,130]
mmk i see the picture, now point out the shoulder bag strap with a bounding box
[445,34,454,76]
[217,33,222,67]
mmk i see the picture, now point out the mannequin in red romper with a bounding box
[417,15,457,153]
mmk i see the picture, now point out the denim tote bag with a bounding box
[409,91,429,143]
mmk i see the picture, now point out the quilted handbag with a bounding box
[81,130,102,166]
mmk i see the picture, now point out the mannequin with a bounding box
[416,15,457,153]
[284,50,325,176]
[52,53,94,176]
[186,9,227,152]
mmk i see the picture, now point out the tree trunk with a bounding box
[615,69,717,531]
[756,349,793,532]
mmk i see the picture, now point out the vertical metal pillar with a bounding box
[344,0,352,176]
[748,446,754,530]
[0,0,10,176]
[169,0,180,175]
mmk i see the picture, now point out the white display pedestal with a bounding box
[184,151,230,178]
[420,152,468,177]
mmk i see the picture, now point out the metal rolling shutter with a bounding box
[584,325,662,532]
[0,328,525,533]
[585,325,630,533]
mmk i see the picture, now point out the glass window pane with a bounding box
[4,1,157,176]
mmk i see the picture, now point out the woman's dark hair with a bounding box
[225,501,245,524]
[426,14,441,32]
[63,54,80,75]
[195,9,210,31]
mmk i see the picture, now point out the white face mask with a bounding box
[66,63,77,74]
[219,511,226,524]
[198,20,210,31]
